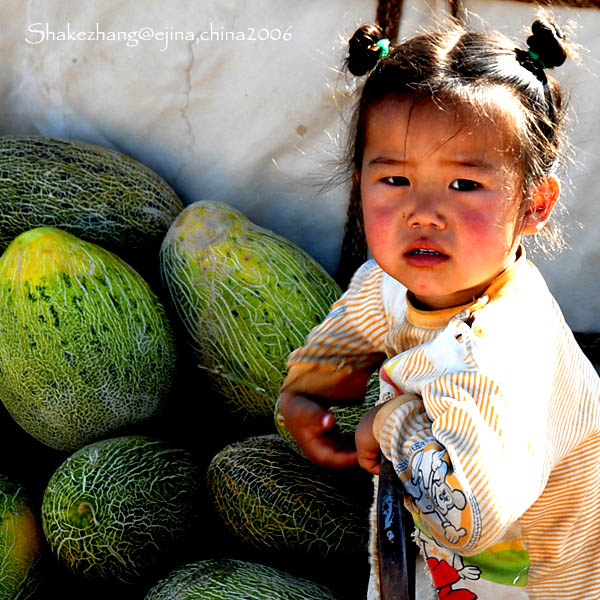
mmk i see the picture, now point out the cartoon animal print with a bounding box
[404,446,468,545]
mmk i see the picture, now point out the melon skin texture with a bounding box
[206,434,370,559]
[160,201,342,421]
[145,558,338,600]
[0,475,42,599]
[0,227,177,451]
[0,136,183,262]
[41,436,200,583]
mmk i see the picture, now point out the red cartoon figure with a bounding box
[416,529,481,599]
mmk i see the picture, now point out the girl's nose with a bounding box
[406,196,447,230]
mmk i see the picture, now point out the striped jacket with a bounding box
[282,249,600,599]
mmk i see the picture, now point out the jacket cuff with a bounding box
[372,393,421,442]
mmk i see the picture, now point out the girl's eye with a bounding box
[450,179,481,191]
[383,176,410,186]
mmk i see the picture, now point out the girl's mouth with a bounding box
[404,248,449,266]
[407,249,445,256]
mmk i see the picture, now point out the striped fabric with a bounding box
[282,248,600,599]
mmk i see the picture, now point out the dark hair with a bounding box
[344,19,571,251]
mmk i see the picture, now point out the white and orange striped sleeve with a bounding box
[373,302,562,556]
[280,259,390,400]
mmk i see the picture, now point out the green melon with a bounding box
[0,227,177,451]
[274,374,379,456]
[206,434,371,559]
[160,201,341,421]
[0,475,42,599]
[41,435,200,583]
[145,559,338,600]
[0,136,183,267]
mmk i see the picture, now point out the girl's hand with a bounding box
[278,391,358,468]
[355,404,384,475]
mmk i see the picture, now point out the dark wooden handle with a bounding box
[377,456,416,600]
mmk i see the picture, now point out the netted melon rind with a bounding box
[41,435,200,583]
[0,227,177,451]
[160,201,341,420]
[206,434,370,558]
[145,558,338,600]
[0,475,42,599]
[0,136,183,257]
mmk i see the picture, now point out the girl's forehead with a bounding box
[367,94,507,135]
[364,94,520,162]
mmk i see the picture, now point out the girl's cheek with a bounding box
[362,188,403,222]
[457,209,490,233]
[457,208,518,256]
[363,204,398,243]
[457,206,499,235]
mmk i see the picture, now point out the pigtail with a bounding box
[527,19,568,70]
[346,24,387,76]
[514,19,570,179]
[336,24,389,287]
[517,19,568,85]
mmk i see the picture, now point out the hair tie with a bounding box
[526,19,567,76]
[516,20,567,85]
[346,25,388,76]
[527,49,546,71]
[376,38,390,58]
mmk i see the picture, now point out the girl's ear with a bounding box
[521,175,561,235]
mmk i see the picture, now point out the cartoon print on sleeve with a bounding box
[416,528,481,600]
[400,443,474,547]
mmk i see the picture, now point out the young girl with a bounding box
[279,18,600,600]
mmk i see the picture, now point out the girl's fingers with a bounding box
[306,440,358,468]
[279,392,358,468]
[355,405,383,474]
[295,418,358,467]
[357,451,381,475]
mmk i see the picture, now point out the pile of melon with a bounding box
[0,137,375,599]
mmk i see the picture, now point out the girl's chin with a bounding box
[411,285,488,310]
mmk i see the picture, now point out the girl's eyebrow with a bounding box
[367,156,408,167]
[367,155,497,171]
[441,157,497,171]
[440,150,502,171]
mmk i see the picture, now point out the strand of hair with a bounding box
[448,0,463,19]
[376,0,404,43]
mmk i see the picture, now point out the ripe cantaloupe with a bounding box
[0,136,183,271]
[206,434,371,558]
[160,201,341,421]
[41,436,200,583]
[0,227,177,451]
[0,475,42,599]
[145,559,338,600]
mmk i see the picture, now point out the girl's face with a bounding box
[359,96,534,310]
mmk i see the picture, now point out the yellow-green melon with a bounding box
[0,227,177,451]
[160,201,341,421]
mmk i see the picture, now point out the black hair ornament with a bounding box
[521,19,567,83]
[347,24,390,76]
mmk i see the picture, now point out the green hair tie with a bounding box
[528,49,546,70]
[376,38,390,58]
